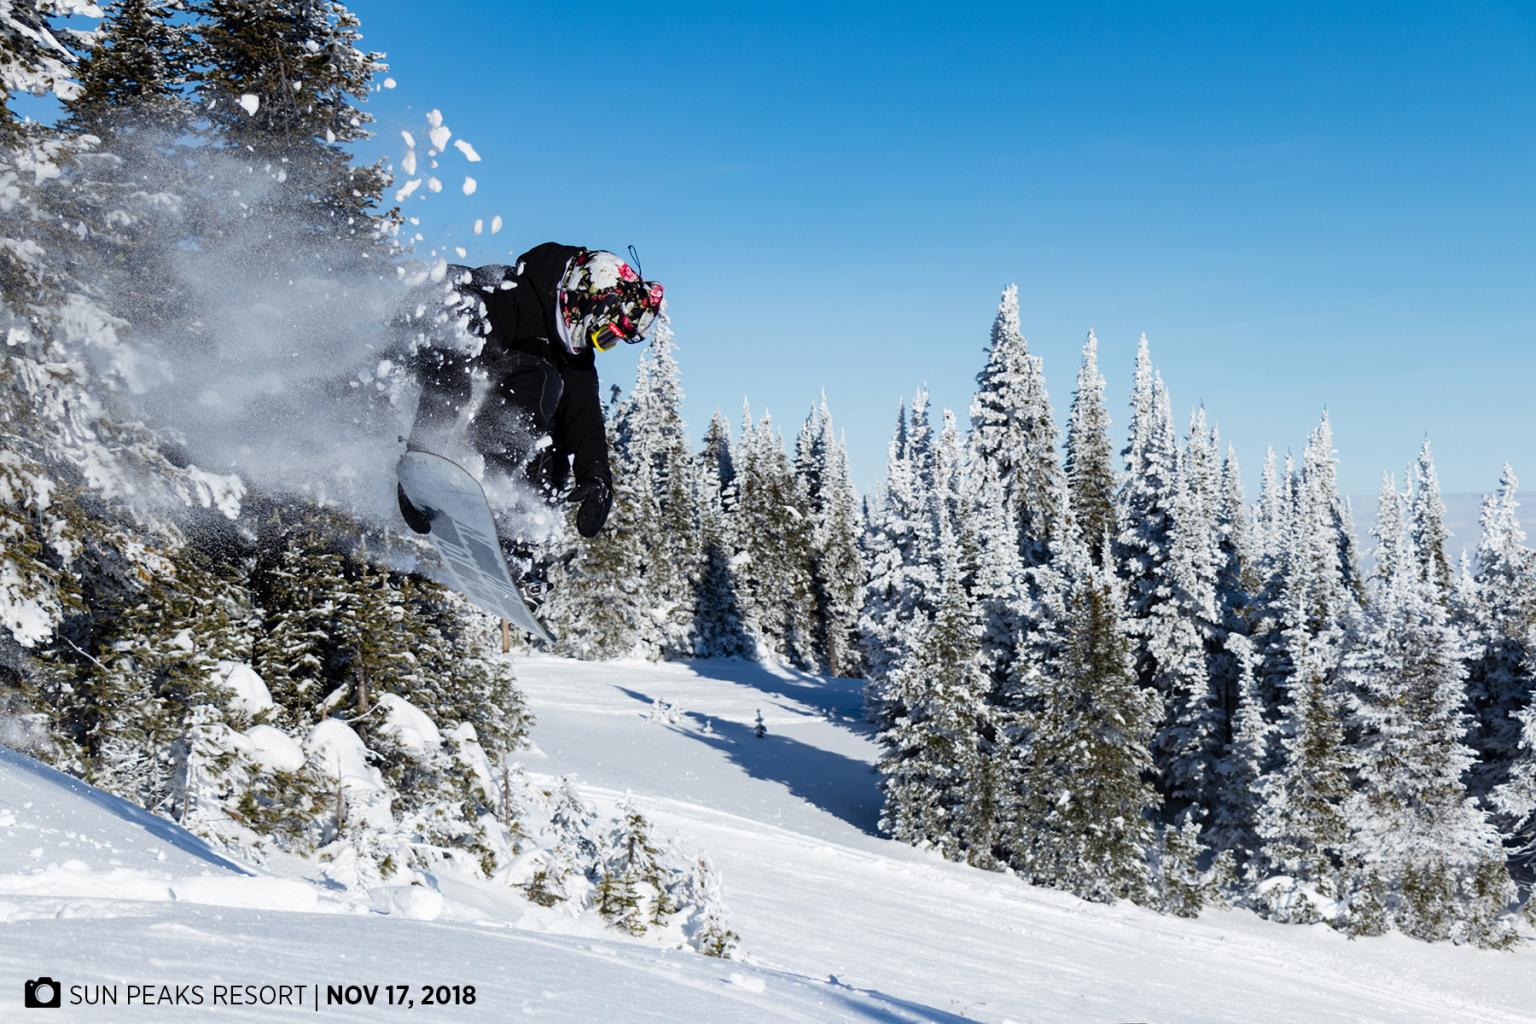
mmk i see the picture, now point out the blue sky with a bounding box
[357,1,1536,498]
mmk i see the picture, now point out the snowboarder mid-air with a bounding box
[399,243,663,603]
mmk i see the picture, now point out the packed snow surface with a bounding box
[2,655,1533,1021]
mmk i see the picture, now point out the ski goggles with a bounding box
[590,318,634,353]
[588,301,661,352]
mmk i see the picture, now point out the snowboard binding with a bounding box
[397,483,434,535]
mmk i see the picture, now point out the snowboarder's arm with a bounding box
[556,365,609,488]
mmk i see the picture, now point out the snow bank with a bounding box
[212,661,274,716]
[376,693,442,753]
[0,859,321,916]
[241,725,305,773]
[172,875,319,913]
[307,718,393,831]
[308,719,375,783]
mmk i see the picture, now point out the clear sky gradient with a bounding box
[355,1,1534,499]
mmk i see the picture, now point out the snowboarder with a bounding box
[402,243,664,543]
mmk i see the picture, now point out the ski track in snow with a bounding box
[1,655,1534,1022]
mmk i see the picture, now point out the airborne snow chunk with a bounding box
[237,93,260,115]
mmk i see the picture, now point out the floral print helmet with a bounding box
[557,250,665,354]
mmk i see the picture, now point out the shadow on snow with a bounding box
[614,685,882,836]
[672,657,871,732]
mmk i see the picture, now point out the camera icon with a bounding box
[24,976,61,1009]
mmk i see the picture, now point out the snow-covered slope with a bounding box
[0,743,924,1021]
[2,655,1534,1022]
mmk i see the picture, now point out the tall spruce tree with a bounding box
[63,0,195,136]
[692,412,752,658]
[196,0,390,231]
[860,397,936,697]
[794,395,865,675]
[1115,335,1179,627]
[1012,527,1159,904]
[1148,411,1224,823]
[877,513,989,860]
[614,319,699,656]
[1254,634,1353,920]
[1462,465,1536,800]
[1209,630,1268,860]
[733,411,816,665]
[1064,329,1116,563]
[969,284,1061,564]
[1409,437,1453,601]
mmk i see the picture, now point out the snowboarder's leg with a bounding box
[470,352,565,489]
[408,346,478,453]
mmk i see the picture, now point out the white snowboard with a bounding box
[396,449,555,644]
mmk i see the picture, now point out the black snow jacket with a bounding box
[413,243,609,495]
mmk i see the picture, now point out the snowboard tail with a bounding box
[396,449,555,645]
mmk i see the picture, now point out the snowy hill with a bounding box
[2,654,1533,1022]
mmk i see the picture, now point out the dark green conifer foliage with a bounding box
[64,0,196,136]
[195,0,391,231]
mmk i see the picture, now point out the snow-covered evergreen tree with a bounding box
[1209,631,1268,859]
[678,855,740,958]
[1114,335,1179,665]
[1148,410,1223,823]
[196,0,390,229]
[613,319,699,657]
[1254,635,1353,920]
[733,410,816,665]
[969,285,1061,564]
[1012,528,1160,904]
[692,412,752,658]
[877,515,989,859]
[1341,486,1516,945]
[968,459,1027,697]
[1063,329,1115,562]
[63,0,195,136]
[1491,702,1536,873]
[89,548,247,814]
[794,395,864,675]
[860,398,935,704]
[0,1,90,137]
[254,524,351,721]
[1296,414,1362,631]
[1409,437,1453,600]
[1461,464,1535,801]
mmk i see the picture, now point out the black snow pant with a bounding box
[410,348,566,494]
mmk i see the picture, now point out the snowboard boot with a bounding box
[500,539,551,613]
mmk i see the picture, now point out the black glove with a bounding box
[569,475,613,538]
